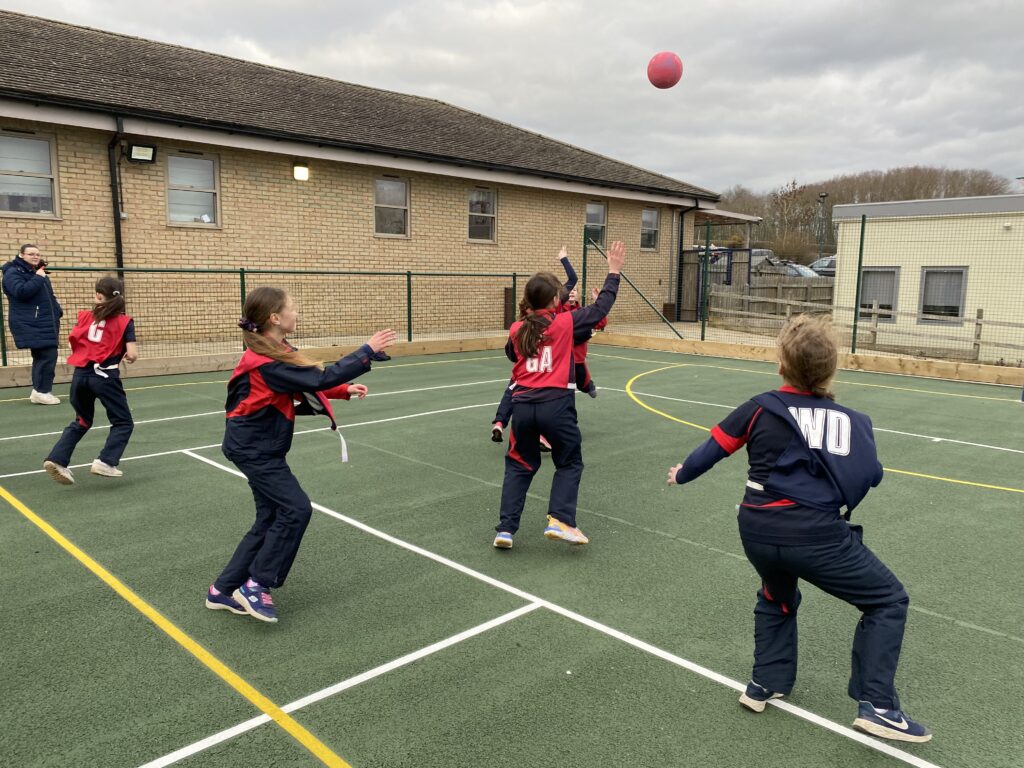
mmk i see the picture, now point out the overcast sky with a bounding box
[4,0,1022,194]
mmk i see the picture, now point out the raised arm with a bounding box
[559,246,578,293]
[571,240,624,337]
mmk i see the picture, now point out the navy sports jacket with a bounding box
[222,343,372,461]
[675,386,883,544]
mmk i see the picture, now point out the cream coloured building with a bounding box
[832,195,1024,365]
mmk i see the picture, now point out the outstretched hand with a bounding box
[367,329,397,353]
[667,463,683,486]
[349,383,368,399]
[558,245,568,261]
[607,241,625,274]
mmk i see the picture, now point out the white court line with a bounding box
[0,410,224,442]
[0,402,498,480]
[0,378,508,444]
[601,387,1024,455]
[179,450,944,768]
[354,441,1024,646]
[137,601,542,768]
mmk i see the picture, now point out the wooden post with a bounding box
[776,281,783,316]
[870,301,879,346]
[973,308,984,361]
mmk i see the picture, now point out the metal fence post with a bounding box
[581,235,588,304]
[0,290,7,366]
[700,222,711,341]
[511,272,517,308]
[851,214,867,354]
[406,271,413,342]
[238,267,247,310]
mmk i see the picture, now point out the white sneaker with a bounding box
[30,390,61,405]
[43,460,75,485]
[90,460,123,477]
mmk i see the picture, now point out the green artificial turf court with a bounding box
[1,348,1022,768]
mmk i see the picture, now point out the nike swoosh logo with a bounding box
[876,713,910,730]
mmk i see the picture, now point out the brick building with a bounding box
[0,10,741,366]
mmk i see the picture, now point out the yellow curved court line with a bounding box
[596,351,1020,403]
[625,367,1024,495]
[0,484,351,768]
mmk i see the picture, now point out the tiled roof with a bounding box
[0,11,717,200]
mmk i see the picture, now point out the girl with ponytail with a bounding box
[490,246,577,446]
[492,241,625,550]
[207,286,396,623]
[43,275,138,485]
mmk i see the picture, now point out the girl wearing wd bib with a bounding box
[666,315,930,743]
[43,276,138,485]
[493,241,624,549]
[206,287,395,623]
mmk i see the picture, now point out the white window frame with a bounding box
[640,207,660,250]
[166,151,221,228]
[858,266,900,322]
[0,129,61,219]
[374,176,410,238]
[467,186,496,243]
[918,266,968,324]
[585,201,606,247]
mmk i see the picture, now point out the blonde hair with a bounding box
[239,286,321,368]
[777,314,837,400]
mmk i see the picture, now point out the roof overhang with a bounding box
[0,95,711,207]
[693,206,762,225]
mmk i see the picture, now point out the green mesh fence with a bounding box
[1,267,517,366]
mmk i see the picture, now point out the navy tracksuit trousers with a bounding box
[30,346,58,393]
[47,369,134,467]
[742,525,909,710]
[214,455,313,593]
[497,395,582,534]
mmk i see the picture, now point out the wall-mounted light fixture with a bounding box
[293,161,309,181]
[126,144,157,163]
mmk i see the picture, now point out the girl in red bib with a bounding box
[493,241,625,549]
[206,286,396,623]
[43,276,138,485]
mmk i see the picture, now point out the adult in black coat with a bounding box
[2,244,63,404]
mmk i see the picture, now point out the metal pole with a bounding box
[511,272,517,310]
[238,267,247,310]
[406,271,413,342]
[700,222,711,341]
[0,290,7,366]
[581,230,588,304]
[850,214,867,354]
[587,239,684,340]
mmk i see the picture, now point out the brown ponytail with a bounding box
[239,286,322,368]
[777,314,838,400]
[514,272,562,359]
[93,275,126,322]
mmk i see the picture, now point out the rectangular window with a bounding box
[640,208,659,249]
[919,267,967,322]
[167,153,219,225]
[585,202,606,247]
[858,267,899,321]
[0,132,59,217]
[375,177,409,236]
[468,187,496,241]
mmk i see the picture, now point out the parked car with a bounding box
[750,248,775,268]
[809,255,836,276]
[784,262,819,278]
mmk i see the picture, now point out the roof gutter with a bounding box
[0,89,719,203]
[107,115,125,270]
